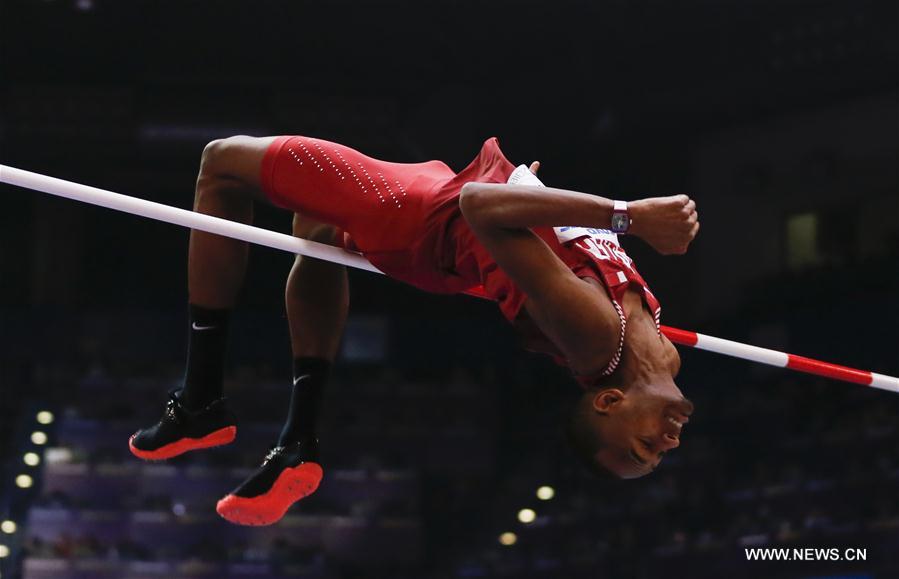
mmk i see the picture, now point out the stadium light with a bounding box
[31,431,48,445]
[536,485,555,500]
[36,411,54,425]
[0,544,8,558]
[517,508,536,524]
[23,452,40,466]
[15,474,33,489]
[0,521,15,534]
[498,531,518,546]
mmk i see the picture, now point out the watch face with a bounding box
[612,213,628,231]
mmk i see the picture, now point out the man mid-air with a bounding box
[128,135,698,525]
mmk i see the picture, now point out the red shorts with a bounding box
[259,135,456,254]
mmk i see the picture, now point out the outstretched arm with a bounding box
[460,169,699,374]
[460,178,699,255]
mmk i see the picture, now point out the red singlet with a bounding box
[260,136,662,386]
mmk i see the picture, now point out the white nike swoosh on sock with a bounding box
[192,322,218,331]
[293,375,309,386]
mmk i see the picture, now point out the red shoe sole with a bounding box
[128,425,237,460]
[216,462,323,526]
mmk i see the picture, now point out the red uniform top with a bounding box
[344,138,663,386]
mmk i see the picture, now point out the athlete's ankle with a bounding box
[277,432,318,448]
[177,388,224,413]
[277,357,330,447]
[181,304,231,411]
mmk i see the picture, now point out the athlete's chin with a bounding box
[621,469,653,480]
[605,463,654,480]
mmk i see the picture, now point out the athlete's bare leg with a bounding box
[188,135,276,308]
[274,214,348,456]
[129,136,276,458]
[286,215,349,361]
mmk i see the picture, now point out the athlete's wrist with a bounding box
[624,199,646,238]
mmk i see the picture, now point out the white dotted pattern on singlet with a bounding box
[311,140,345,181]
[296,140,324,173]
[377,172,402,208]
[330,146,369,195]
[356,162,386,204]
[287,138,408,210]
[393,179,408,200]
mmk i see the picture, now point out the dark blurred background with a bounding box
[1,0,898,578]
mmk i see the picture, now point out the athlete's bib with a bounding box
[554,226,620,246]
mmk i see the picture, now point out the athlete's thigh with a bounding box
[263,135,456,250]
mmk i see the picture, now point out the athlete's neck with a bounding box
[616,288,679,387]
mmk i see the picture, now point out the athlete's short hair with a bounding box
[566,389,621,480]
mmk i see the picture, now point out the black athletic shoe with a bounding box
[216,439,323,526]
[128,389,237,460]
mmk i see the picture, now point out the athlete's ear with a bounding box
[592,388,625,414]
[529,161,540,175]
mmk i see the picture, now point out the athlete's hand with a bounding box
[529,161,540,175]
[629,194,700,255]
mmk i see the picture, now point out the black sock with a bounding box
[180,304,231,411]
[278,357,331,446]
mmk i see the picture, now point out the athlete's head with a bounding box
[567,377,693,479]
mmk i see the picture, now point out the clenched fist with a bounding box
[629,194,700,255]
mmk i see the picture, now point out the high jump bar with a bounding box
[2,163,897,394]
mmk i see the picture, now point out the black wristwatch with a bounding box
[611,200,630,234]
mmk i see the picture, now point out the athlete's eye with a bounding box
[629,449,647,466]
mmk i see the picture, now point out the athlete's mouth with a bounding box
[666,408,690,424]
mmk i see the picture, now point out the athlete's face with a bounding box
[593,386,694,479]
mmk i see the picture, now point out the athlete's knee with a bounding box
[194,138,256,217]
[200,136,245,177]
